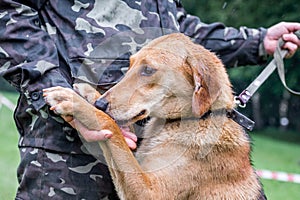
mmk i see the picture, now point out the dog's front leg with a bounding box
[73,83,101,105]
[43,86,159,200]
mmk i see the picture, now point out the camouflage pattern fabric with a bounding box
[0,0,267,199]
[16,147,117,200]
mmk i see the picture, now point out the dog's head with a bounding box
[98,33,234,124]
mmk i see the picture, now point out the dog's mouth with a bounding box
[131,109,148,122]
[115,109,149,126]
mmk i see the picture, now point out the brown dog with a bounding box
[43,33,265,200]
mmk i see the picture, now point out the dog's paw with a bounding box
[43,86,77,115]
[73,83,101,104]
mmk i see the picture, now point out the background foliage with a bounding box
[182,0,300,131]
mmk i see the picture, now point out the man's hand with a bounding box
[66,117,137,150]
[264,22,300,58]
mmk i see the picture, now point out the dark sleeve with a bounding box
[0,0,71,110]
[175,1,268,67]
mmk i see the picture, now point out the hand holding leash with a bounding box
[263,22,300,57]
[275,30,300,95]
[235,30,300,108]
[232,30,300,131]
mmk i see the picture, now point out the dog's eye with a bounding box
[140,65,157,76]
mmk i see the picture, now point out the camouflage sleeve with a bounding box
[0,0,71,110]
[175,1,268,67]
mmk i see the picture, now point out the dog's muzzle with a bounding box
[95,97,109,112]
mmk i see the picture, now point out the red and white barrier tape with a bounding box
[256,169,300,184]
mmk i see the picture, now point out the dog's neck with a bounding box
[141,108,229,141]
[139,109,233,158]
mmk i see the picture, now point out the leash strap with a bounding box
[235,30,300,107]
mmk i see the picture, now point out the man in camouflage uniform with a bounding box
[0,0,300,199]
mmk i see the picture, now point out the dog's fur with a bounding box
[43,33,265,200]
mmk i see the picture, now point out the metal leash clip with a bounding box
[234,90,251,108]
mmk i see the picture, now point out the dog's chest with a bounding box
[134,118,199,171]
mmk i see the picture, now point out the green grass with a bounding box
[251,132,300,200]
[0,91,300,199]
[0,91,19,199]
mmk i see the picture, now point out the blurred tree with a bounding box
[182,0,300,131]
[182,0,300,27]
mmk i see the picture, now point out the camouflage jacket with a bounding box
[0,0,267,153]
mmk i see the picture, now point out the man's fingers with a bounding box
[281,22,300,33]
[68,119,137,149]
[279,33,300,58]
[80,128,113,142]
[73,119,113,142]
[282,42,298,58]
[282,33,300,46]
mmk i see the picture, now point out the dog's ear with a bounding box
[186,55,221,117]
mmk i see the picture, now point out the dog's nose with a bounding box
[94,98,109,111]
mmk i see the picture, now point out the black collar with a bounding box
[165,108,255,131]
[226,109,255,131]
